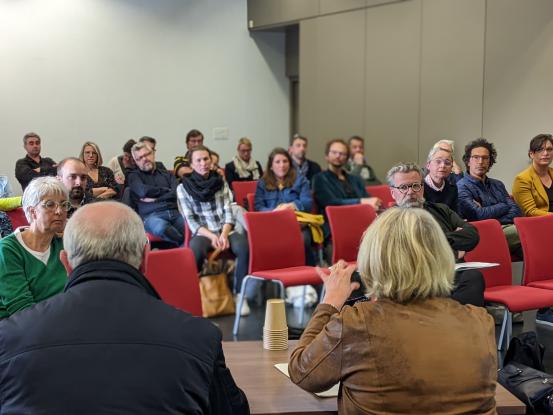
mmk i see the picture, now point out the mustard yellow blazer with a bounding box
[512,165,553,216]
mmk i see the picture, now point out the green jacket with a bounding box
[0,233,66,318]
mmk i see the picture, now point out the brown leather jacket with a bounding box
[289,299,497,414]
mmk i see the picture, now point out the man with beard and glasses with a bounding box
[57,158,94,218]
[387,162,485,307]
[128,142,184,247]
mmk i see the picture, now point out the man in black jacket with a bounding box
[288,134,321,184]
[387,162,485,307]
[14,132,57,191]
[0,201,249,414]
[128,141,184,246]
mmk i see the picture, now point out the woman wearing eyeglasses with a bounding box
[423,146,459,212]
[512,134,553,217]
[0,177,70,318]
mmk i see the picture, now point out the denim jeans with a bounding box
[190,231,257,299]
[144,209,185,247]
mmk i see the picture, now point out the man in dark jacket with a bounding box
[14,132,57,191]
[288,134,321,184]
[387,162,485,307]
[128,141,184,246]
[0,201,249,414]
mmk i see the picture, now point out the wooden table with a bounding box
[223,341,526,415]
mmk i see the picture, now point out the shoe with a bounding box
[536,308,553,327]
[234,295,250,317]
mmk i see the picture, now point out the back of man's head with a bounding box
[63,202,146,269]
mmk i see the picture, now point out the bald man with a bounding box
[0,202,249,414]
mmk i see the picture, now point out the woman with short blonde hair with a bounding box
[79,141,119,199]
[224,137,263,187]
[289,207,497,414]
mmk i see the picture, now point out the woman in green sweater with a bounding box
[0,177,70,318]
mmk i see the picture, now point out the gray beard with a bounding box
[397,197,425,209]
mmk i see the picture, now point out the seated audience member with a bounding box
[174,129,204,178]
[345,135,381,186]
[0,176,16,236]
[457,138,522,257]
[0,174,13,198]
[128,142,184,246]
[57,158,94,218]
[15,132,57,191]
[288,134,321,184]
[312,138,381,215]
[0,196,23,238]
[512,133,553,216]
[177,146,252,313]
[0,177,69,318]
[388,162,484,306]
[108,139,137,185]
[225,137,263,186]
[423,145,459,212]
[288,208,496,414]
[138,136,168,171]
[210,150,225,176]
[79,141,119,199]
[0,202,249,414]
[255,148,316,265]
[432,139,464,183]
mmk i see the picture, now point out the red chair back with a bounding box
[514,215,553,285]
[464,219,512,288]
[246,193,256,212]
[245,210,305,272]
[7,208,28,229]
[144,247,202,316]
[326,204,377,263]
[366,185,395,208]
[232,181,258,208]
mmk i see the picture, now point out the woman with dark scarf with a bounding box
[177,146,253,314]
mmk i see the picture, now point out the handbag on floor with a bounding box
[199,248,236,318]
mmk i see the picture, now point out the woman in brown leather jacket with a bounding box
[288,207,497,414]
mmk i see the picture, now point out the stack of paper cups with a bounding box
[263,299,288,351]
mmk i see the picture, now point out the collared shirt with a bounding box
[457,174,522,224]
[292,159,309,178]
[177,181,234,235]
[15,155,57,191]
[424,174,445,192]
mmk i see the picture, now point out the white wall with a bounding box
[0,0,289,194]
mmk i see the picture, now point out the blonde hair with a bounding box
[356,207,454,303]
[79,141,103,167]
[237,137,252,149]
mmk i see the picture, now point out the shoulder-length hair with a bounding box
[262,148,296,191]
[79,141,103,167]
[356,207,454,303]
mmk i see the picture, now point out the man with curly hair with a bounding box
[456,138,522,257]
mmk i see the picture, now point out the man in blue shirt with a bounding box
[457,138,522,257]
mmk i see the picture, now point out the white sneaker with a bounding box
[234,295,250,317]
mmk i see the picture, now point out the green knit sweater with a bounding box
[0,233,66,318]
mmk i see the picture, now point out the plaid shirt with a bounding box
[177,181,235,235]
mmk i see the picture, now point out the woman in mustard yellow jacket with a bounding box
[512,134,553,216]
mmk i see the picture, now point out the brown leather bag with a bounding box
[199,248,236,318]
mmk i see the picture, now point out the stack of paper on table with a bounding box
[274,363,339,398]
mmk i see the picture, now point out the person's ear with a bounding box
[59,250,73,276]
[138,242,151,274]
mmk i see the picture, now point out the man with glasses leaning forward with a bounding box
[457,138,523,258]
[388,162,485,307]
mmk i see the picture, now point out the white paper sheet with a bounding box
[454,262,499,271]
[274,363,340,398]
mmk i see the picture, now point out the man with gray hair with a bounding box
[387,162,484,306]
[0,202,249,414]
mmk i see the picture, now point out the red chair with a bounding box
[231,181,258,209]
[233,210,322,335]
[465,219,553,350]
[246,193,256,212]
[6,208,28,229]
[144,247,202,316]
[326,204,377,264]
[514,215,553,289]
[366,185,395,208]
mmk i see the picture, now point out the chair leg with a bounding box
[274,280,285,300]
[299,285,307,326]
[497,308,512,352]
[232,276,251,337]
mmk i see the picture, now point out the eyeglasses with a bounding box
[431,158,453,167]
[329,150,348,158]
[470,155,490,162]
[535,147,553,154]
[37,200,72,212]
[391,182,423,193]
[134,151,153,162]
